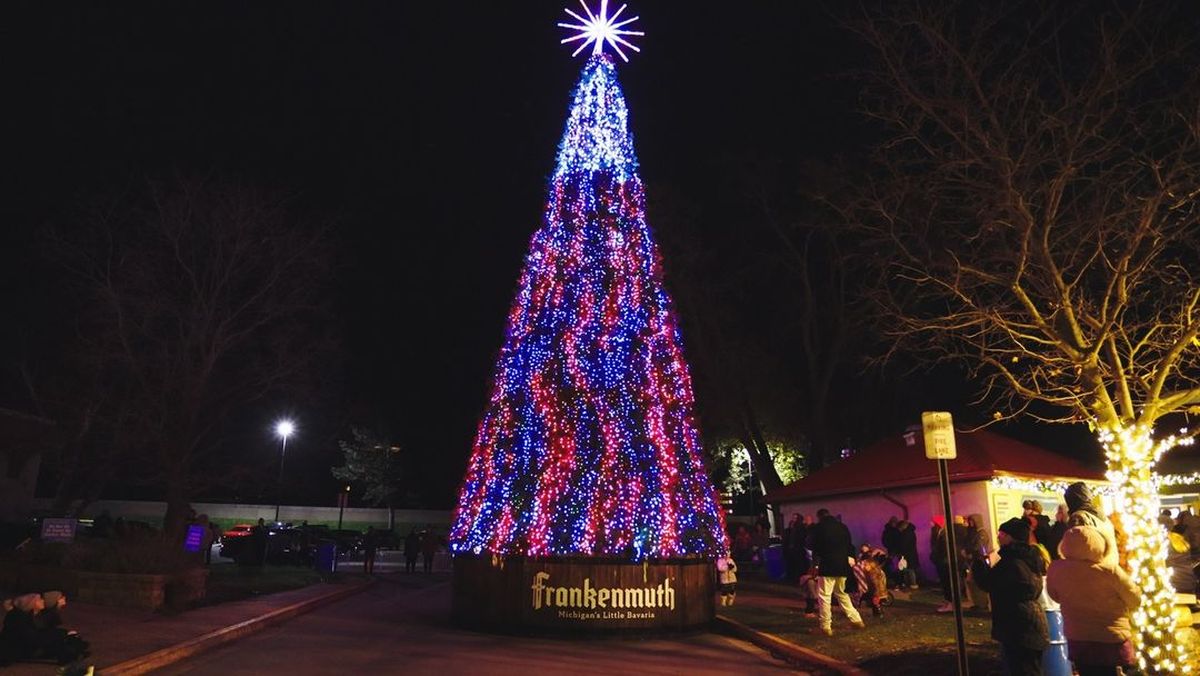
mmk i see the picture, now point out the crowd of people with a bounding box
[729,480,1200,676]
[0,590,90,671]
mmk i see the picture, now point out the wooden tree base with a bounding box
[452,554,715,634]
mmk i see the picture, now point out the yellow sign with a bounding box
[922,411,957,460]
[530,571,676,616]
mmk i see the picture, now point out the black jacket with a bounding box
[1032,514,1052,549]
[0,609,54,664]
[808,515,855,577]
[882,524,901,555]
[898,524,919,568]
[970,543,1049,650]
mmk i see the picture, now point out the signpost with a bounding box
[40,518,77,544]
[337,486,349,530]
[922,411,969,676]
[183,524,205,553]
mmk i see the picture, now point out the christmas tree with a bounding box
[449,4,727,561]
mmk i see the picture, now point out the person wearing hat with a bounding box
[1046,525,1138,676]
[1064,482,1119,568]
[931,515,954,612]
[35,591,67,632]
[971,517,1050,675]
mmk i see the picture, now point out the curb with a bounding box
[715,614,869,676]
[101,579,377,675]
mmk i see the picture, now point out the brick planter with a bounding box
[76,571,169,610]
[167,567,209,609]
[75,567,210,611]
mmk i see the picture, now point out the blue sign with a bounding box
[41,518,77,543]
[184,524,205,552]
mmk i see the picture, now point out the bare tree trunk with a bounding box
[162,467,192,542]
[739,404,784,532]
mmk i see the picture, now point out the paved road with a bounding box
[159,575,805,675]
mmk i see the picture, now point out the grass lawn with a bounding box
[724,583,1002,675]
[200,564,325,606]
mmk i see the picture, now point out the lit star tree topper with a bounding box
[558,0,645,62]
[449,4,728,561]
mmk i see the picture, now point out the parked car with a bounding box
[329,529,362,557]
[221,523,255,542]
[371,529,403,551]
[219,525,318,565]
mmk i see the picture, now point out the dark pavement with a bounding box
[157,574,807,675]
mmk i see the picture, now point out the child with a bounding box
[854,544,891,616]
[716,554,738,606]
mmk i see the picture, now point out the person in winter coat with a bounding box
[403,528,420,574]
[882,517,901,558]
[931,516,953,611]
[716,554,738,606]
[1044,505,1069,561]
[1166,524,1198,595]
[1028,501,1052,549]
[808,508,865,636]
[855,545,890,617]
[896,520,919,589]
[1046,525,1139,676]
[420,530,440,573]
[34,591,66,631]
[970,518,1049,676]
[964,514,991,612]
[0,593,87,666]
[1064,482,1118,568]
[783,513,809,581]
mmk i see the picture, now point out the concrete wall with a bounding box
[34,498,452,533]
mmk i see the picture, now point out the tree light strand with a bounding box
[1100,426,1193,674]
[448,54,727,561]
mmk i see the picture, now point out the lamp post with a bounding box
[273,419,295,523]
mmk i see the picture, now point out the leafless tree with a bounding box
[839,2,1200,669]
[48,177,332,538]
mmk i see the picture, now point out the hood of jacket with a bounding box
[1058,525,1107,564]
[1064,481,1099,515]
[1000,541,1046,575]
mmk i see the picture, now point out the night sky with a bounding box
[2,3,1088,507]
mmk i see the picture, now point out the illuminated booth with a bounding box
[765,428,1108,582]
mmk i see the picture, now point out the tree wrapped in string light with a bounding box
[449,3,727,564]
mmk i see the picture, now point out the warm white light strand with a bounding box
[1100,426,1192,674]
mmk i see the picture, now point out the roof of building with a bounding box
[765,428,1106,503]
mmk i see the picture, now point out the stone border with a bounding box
[102,579,376,675]
[715,614,868,676]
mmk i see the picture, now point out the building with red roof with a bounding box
[764,427,1106,581]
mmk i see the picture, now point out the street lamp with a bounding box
[273,419,295,523]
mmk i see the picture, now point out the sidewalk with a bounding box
[3,577,373,676]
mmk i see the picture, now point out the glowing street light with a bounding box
[273,419,295,523]
[276,420,295,440]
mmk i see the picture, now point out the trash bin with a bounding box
[763,544,786,580]
[314,542,337,574]
[1043,608,1072,676]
